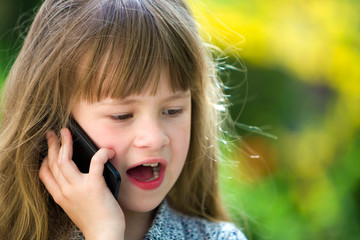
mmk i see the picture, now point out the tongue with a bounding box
[127,166,153,181]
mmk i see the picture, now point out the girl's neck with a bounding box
[123,208,156,240]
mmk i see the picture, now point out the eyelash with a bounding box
[163,109,183,116]
[110,109,183,121]
[110,113,133,121]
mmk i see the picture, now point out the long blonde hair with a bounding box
[0,0,229,239]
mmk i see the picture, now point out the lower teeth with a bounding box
[143,166,160,182]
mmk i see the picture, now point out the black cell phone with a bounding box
[68,118,121,198]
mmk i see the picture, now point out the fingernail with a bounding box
[109,150,116,158]
[46,131,52,139]
[42,156,49,163]
[60,128,66,138]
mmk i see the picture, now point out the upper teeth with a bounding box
[142,163,159,167]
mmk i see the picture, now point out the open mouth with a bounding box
[126,162,162,182]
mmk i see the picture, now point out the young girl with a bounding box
[0,0,247,239]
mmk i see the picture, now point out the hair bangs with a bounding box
[74,0,199,102]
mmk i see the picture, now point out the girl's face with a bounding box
[71,70,191,213]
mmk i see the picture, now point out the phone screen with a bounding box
[68,118,121,198]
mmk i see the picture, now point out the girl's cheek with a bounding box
[95,133,130,166]
[109,141,128,160]
[108,148,127,173]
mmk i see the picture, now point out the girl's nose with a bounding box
[133,118,170,150]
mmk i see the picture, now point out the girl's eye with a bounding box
[110,113,133,121]
[163,109,183,116]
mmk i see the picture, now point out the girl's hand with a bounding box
[39,128,125,240]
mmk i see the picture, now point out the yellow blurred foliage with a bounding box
[187,0,360,101]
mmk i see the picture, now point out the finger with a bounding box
[46,130,65,184]
[58,128,82,183]
[46,129,78,186]
[39,157,63,203]
[88,148,115,180]
[59,128,73,162]
[46,130,60,169]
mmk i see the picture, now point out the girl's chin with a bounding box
[116,178,171,213]
[118,196,163,214]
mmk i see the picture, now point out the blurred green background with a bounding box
[1,0,359,239]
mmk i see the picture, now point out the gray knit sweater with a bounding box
[69,201,247,240]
